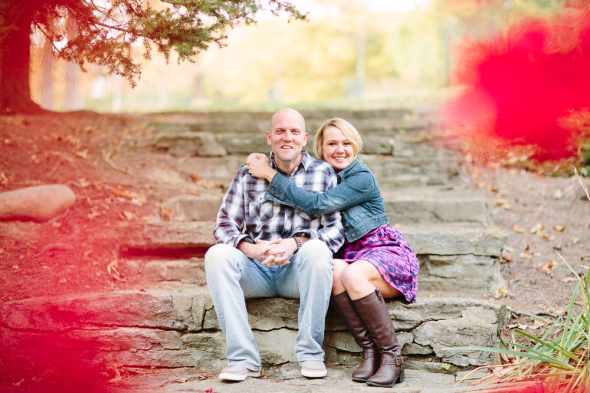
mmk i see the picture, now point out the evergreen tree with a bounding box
[0,0,304,113]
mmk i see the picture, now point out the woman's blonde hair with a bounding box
[314,118,363,160]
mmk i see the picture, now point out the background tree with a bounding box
[0,0,305,114]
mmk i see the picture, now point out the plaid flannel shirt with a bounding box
[214,151,345,254]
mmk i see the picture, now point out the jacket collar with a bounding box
[337,156,362,179]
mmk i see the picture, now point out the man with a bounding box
[205,108,344,381]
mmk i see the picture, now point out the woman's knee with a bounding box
[340,263,371,290]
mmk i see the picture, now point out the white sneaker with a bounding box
[218,365,261,381]
[300,360,327,378]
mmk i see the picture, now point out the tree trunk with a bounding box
[0,11,43,114]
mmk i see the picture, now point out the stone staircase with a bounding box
[1,109,509,377]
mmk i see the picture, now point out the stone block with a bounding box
[418,255,502,294]
[215,133,270,155]
[162,196,222,222]
[117,222,216,251]
[1,291,205,332]
[202,298,300,331]
[144,258,206,284]
[413,307,503,367]
[255,329,298,364]
[384,196,487,225]
[155,132,227,156]
[177,155,246,180]
[399,224,508,257]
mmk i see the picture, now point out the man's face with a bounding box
[266,110,308,168]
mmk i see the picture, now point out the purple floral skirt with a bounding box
[336,224,419,303]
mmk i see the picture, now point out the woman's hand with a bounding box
[246,153,277,182]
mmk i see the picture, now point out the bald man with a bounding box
[205,109,345,381]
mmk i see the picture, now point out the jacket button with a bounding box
[345,224,349,228]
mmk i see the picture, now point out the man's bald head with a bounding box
[270,108,305,133]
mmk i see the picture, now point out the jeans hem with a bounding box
[227,360,261,371]
[297,356,325,362]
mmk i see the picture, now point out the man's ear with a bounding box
[266,130,272,146]
[302,132,309,146]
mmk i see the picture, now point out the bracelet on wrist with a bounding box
[293,236,302,253]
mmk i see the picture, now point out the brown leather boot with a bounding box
[332,291,379,382]
[353,288,406,388]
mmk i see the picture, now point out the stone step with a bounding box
[1,289,508,372]
[176,153,461,187]
[155,130,461,158]
[117,222,505,257]
[160,186,488,225]
[117,222,507,295]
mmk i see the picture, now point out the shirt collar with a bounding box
[269,150,311,174]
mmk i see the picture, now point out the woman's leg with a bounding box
[340,260,401,300]
[330,259,378,382]
[344,260,405,387]
[332,259,348,295]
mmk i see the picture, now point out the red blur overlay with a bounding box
[446,8,590,161]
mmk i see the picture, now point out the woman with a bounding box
[246,118,419,388]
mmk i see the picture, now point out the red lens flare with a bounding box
[446,9,590,161]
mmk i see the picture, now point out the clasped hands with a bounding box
[243,238,298,267]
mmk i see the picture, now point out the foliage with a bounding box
[0,0,305,87]
[463,255,589,392]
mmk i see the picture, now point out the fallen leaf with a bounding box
[573,237,579,244]
[52,222,62,228]
[525,245,531,252]
[107,259,123,281]
[553,225,566,232]
[515,274,520,282]
[87,211,100,219]
[530,223,544,234]
[59,278,67,283]
[501,253,512,264]
[79,178,90,187]
[75,149,89,159]
[520,253,532,259]
[553,189,563,199]
[187,189,202,196]
[561,277,578,283]
[495,199,511,210]
[512,225,526,234]
[3,243,14,249]
[542,260,557,275]
[494,286,509,299]
[12,265,19,269]
[83,250,92,259]
[120,211,136,220]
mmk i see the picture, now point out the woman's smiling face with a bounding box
[322,125,355,172]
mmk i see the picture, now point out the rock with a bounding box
[155,132,227,156]
[384,195,487,225]
[0,184,75,222]
[162,196,222,222]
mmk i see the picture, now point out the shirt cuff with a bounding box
[232,234,254,249]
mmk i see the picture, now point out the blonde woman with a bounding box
[246,118,419,388]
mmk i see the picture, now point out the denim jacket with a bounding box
[264,157,389,243]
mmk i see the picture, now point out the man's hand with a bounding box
[246,153,266,165]
[238,239,281,263]
[258,238,302,266]
[246,153,276,182]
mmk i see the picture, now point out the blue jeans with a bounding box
[204,240,334,371]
